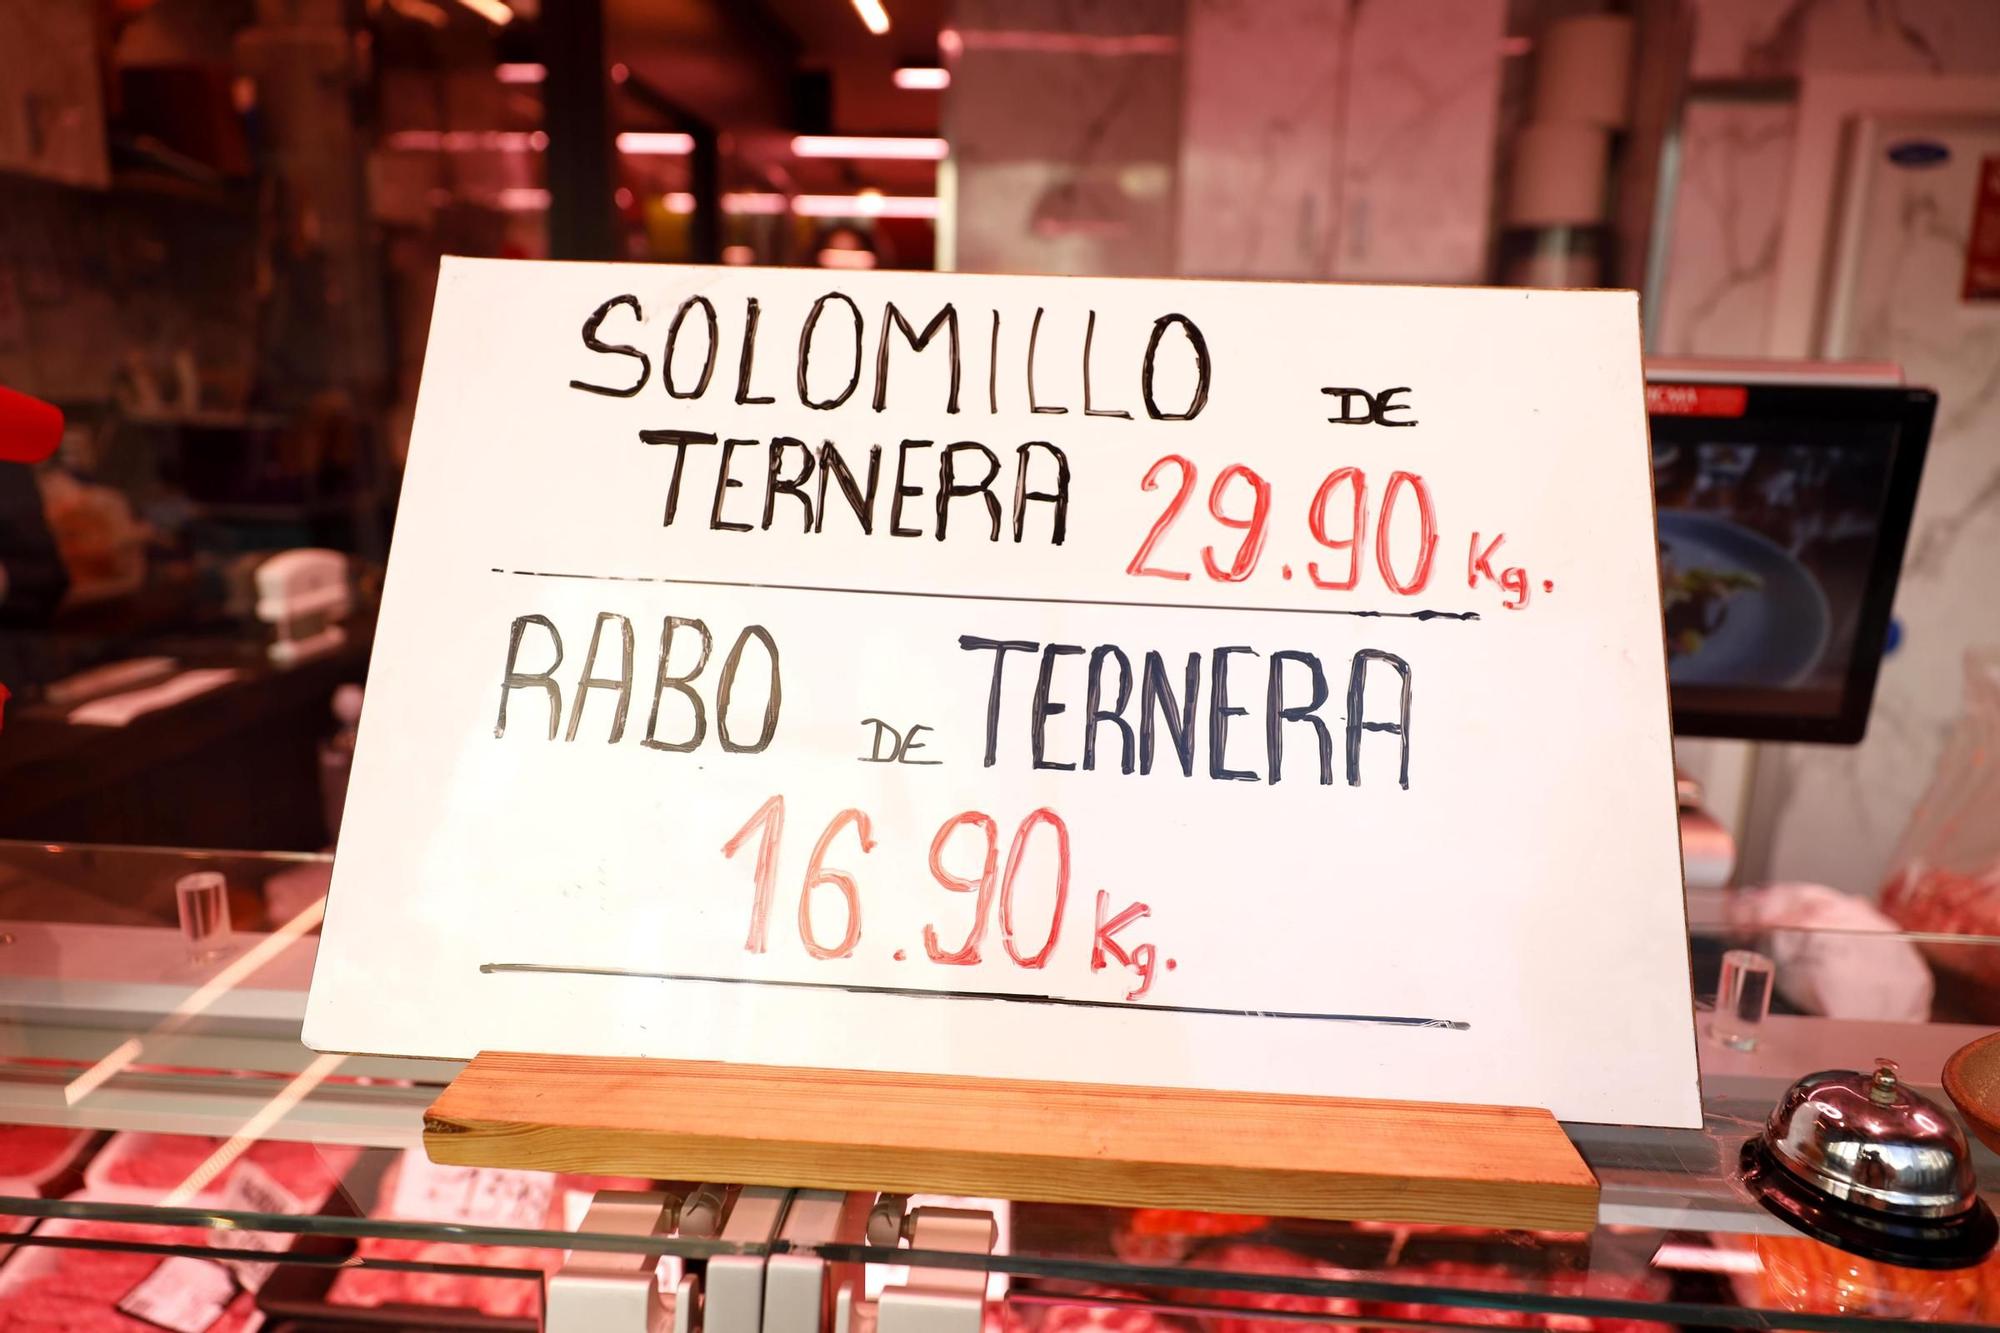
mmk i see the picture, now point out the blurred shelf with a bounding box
[182,497,380,523]
[118,410,288,432]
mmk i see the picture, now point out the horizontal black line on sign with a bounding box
[486,569,1480,622]
[479,962,1472,1030]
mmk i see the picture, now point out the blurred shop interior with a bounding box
[0,0,1997,953]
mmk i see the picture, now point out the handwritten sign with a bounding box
[305,259,1699,1128]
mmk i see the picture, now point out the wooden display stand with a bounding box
[424,1053,1599,1230]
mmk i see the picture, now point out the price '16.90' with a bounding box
[721,797,1166,999]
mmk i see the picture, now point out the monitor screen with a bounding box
[1649,381,1934,744]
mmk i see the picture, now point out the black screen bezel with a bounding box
[1656,383,1935,745]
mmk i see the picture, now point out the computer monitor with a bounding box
[1647,372,1934,744]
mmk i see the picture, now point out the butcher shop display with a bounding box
[999,1211,1676,1333]
[83,1132,356,1207]
[0,1213,260,1333]
[0,1130,370,1332]
[312,1151,652,1322]
[1728,1233,2000,1322]
[0,1125,97,1235]
[0,1126,94,1191]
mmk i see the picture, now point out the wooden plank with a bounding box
[423,1053,1600,1230]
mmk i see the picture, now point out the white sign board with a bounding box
[305,259,1700,1129]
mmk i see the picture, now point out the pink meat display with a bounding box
[998,1286,1173,1333]
[326,1155,650,1318]
[1073,1218,1675,1333]
[0,1134,364,1329]
[0,1126,92,1236]
[0,1127,89,1185]
[328,1236,552,1317]
[1167,1242,1363,1332]
[0,1218,258,1333]
[1882,865,2000,987]
[1369,1260,1670,1332]
[90,1133,353,1203]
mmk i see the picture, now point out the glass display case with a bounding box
[6,839,2000,1331]
[5,5,1996,1330]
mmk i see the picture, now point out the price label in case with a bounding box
[389,1152,554,1229]
[118,1257,236,1333]
[210,1158,305,1291]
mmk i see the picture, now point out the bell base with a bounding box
[1741,1138,1998,1270]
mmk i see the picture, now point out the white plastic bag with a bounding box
[1734,882,1933,1022]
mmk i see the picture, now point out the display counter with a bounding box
[4,840,2000,1331]
[0,631,370,853]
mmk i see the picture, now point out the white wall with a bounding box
[1657,0,2000,894]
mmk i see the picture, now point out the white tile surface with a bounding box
[1177,0,1348,278]
[1653,100,1796,357]
[945,0,1184,276]
[1692,0,2000,80]
[1336,0,1505,282]
[1758,118,2000,893]
[1175,0,1504,282]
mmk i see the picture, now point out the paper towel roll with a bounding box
[1507,121,1609,226]
[1503,238,1602,290]
[1532,13,1634,128]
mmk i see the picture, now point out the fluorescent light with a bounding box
[64,1037,144,1107]
[661,191,788,216]
[455,0,513,24]
[497,187,552,210]
[496,62,545,83]
[387,0,448,28]
[617,131,695,155]
[893,66,950,90]
[1651,1242,1760,1274]
[654,191,932,218]
[62,896,330,1104]
[384,129,542,151]
[162,1052,347,1206]
[170,897,328,1023]
[796,193,937,219]
[851,0,890,35]
[726,191,790,215]
[64,895,331,1107]
[791,134,946,161]
[952,31,1178,56]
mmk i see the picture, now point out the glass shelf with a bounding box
[8,838,2000,1329]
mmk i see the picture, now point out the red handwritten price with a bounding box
[1124,456,1548,610]
[1126,456,1437,592]
[721,797,1165,999]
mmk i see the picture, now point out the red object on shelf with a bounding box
[1644,383,1749,418]
[1964,155,2000,302]
[0,385,63,463]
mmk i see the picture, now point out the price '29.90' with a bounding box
[1125,456,1439,594]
